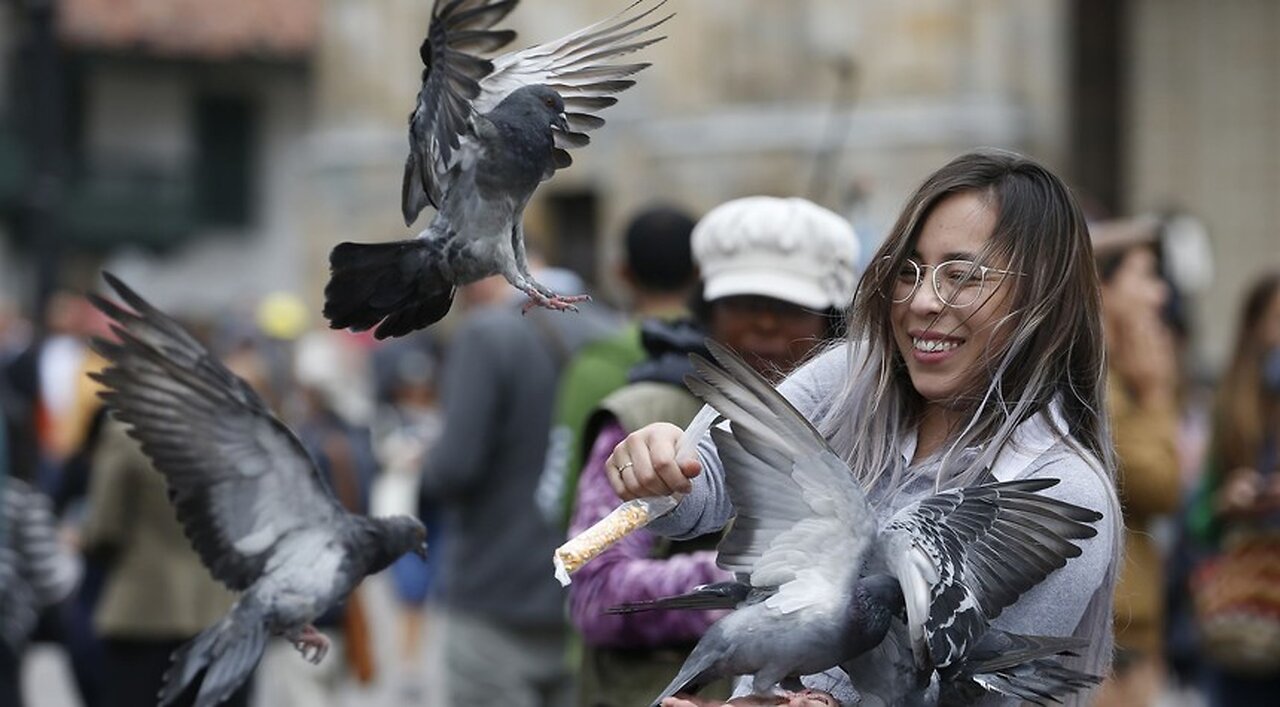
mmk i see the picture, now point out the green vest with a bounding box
[549,324,647,527]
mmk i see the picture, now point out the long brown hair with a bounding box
[1217,272,1280,471]
[816,149,1112,494]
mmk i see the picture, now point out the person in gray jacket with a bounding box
[421,266,617,707]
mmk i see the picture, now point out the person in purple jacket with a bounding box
[567,197,860,707]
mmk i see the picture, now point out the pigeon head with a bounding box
[499,84,569,132]
[861,574,906,617]
[370,515,428,571]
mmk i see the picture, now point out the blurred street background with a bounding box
[1,1,1278,706]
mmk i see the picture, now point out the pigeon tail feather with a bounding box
[324,239,454,339]
[606,581,749,615]
[942,631,1101,706]
[651,638,725,707]
[160,604,268,707]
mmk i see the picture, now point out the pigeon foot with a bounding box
[790,689,840,706]
[291,624,331,664]
[520,290,590,314]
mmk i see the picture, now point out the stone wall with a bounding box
[1126,0,1280,369]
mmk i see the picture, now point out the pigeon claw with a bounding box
[520,290,590,315]
[791,689,841,706]
[292,625,331,665]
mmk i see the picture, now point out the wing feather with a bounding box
[686,342,875,616]
[471,0,671,178]
[880,480,1103,671]
[403,1,668,221]
[89,273,348,592]
[403,0,518,225]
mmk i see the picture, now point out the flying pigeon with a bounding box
[324,0,672,338]
[644,341,1103,706]
[87,273,428,707]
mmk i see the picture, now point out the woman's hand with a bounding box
[1218,467,1264,515]
[660,689,840,707]
[1262,470,1280,511]
[605,422,703,500]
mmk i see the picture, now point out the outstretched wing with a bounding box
[878,479,1103,671]
[686,341,876,615]
[403,0,519,224]
[88,273,349,592]
[474,0,672,175]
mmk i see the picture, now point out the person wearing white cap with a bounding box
[690,196,859,379]
[565,196,859,706]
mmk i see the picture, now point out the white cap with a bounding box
[692,196,859,310]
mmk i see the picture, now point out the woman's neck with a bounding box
[914,404,960,464]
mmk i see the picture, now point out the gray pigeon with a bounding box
[324,0,672,338]
[645,341,1103,706]
[88,273,428,707]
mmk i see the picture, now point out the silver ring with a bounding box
[614,461,635,474]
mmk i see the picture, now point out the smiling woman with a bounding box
[886,191,1022,452]
[607,150,1123,706]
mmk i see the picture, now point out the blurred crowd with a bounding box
[0,198,1278,707]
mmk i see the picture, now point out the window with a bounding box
[194,94,255,227]
[545,190,600,287]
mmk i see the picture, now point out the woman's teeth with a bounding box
[913,337,960,352]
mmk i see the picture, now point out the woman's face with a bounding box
[708,295,829,380]
[1100,246,1169,333]
[890,191,1017,404]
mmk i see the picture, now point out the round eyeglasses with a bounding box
[881,256,1022,308]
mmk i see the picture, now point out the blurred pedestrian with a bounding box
[1089,219,1183,707]
[422,262,615,707]
[256,331,380,707]
[3,292,95,493]
[80,417,248,707]
[1187,272,1280,705]
[0,465,81,707]
[539,206,698,528]
[370,336,446,701]
[567,196,859,707]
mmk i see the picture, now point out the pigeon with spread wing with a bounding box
[88,274,427,707]
[324,0,672,338]
[644,341,1103,706]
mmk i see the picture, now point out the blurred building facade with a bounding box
[0,0,1276,367]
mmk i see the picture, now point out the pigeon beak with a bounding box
[415,542,428,559]
[553,113,569,132]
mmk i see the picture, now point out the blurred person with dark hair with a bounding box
[0,440,81,707]
[1187,272,1280,705]
[538,206,697,528]
[1089,220,1183,707]
[567,196,858,707]
[2,291,96,495]
[422,260,615,707]
[369,336,446,701]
